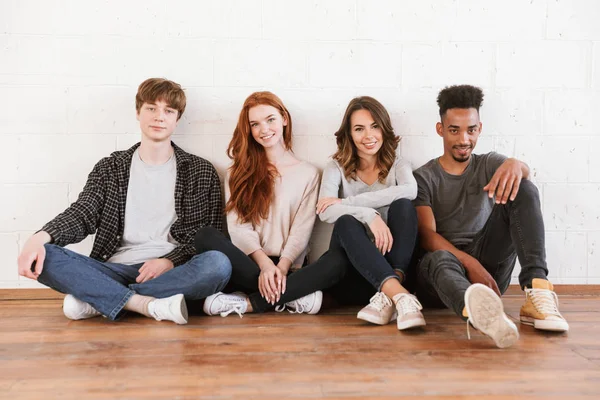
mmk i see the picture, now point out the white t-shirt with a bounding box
[108,149,178,265]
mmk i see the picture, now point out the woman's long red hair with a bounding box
[226,92,293,225]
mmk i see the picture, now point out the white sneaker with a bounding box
[275,291,323,314]
[203,292,248,318]
[63,294,101,320]
[148,294,188,325]
[464,284,519,349]
[392,293,426,330]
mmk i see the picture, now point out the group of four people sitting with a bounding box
[17,78,568,349]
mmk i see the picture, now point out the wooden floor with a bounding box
[1,293,599,399]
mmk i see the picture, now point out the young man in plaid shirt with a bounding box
[17,78,231,325]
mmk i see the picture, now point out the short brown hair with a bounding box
[333,96,400,183]
[135,78,186,120]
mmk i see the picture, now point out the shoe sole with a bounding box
[397,316,426,330]
[465,284,519,349]
[202,292,222,316]
[357,310,397,325]
[520,316,569,332]
[307,291,324,314]
[170,294,188,325]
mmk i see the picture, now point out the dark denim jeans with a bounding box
[416,179,548,317]
[38,244,232,320]
[325,198,419,305]
[194,227,347,313]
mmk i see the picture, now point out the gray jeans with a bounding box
[415,179,548,318]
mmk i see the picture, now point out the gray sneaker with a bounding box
[392,293,426,330]
[357,292,397,325]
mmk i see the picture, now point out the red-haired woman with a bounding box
[195,92,345,317]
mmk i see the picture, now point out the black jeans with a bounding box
[194,227,347,313]
[325,198,419,305]
[416,179,548,317]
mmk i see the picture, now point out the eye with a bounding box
[166,109,175,114]
[449,129,458,134]
[250,123,258,128]
[147,107,155,111]
[268,118,275,123]
[354,127,363,132]
[372,124,379,129]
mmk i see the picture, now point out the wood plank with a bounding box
[1,284,600,301]
[0,295,599,399]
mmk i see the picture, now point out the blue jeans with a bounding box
[38,244,232,320]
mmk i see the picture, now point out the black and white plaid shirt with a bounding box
[41,142,223,266]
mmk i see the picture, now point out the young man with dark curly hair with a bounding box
[413,84,568,348]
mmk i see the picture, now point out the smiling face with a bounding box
[349,109,383,159]
[437,107,482,163]
[248,104,287,149]
[136,99,179,143]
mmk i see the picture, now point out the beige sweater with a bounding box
[226,161,320,267]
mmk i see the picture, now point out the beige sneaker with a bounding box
[392,293,426,330]
[520,278,569,332]
[357,292,397,325]
[465,284,519,349]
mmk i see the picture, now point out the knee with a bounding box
[421,250,460,276]
[201,250,232,280]
[194,226,223,251]
[41,244,64,266]
[333,215,361,234]
[514,179,540,204]
[388,198,417,222]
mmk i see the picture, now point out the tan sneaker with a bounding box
[392,293,426,330]
[520,278,569,332]
[465,284,519,348]
[357,292,397,325]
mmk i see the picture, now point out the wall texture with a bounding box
[1,0,599,287]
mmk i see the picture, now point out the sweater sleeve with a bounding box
[224,172,263,256]
[280,168,320,263]
[340,157,417,208]
[317,161,379,225]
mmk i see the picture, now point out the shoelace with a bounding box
[218,298,246,318]
[369,292,392,312]
[526,288,561,316]
[396,294,423,315]
[275,297,309,314]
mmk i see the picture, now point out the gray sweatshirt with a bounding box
[318,156,418,226]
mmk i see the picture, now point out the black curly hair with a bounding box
[437,84,484,119]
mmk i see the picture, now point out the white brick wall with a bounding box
[2,0,599,287]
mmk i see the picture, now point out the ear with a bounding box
[436,122,443,138]
[283,115,288,127]
[479,122,483,132]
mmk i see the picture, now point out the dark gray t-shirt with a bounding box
[413,152,507,247]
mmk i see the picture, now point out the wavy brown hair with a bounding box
[333,96,400,182]
[226,92,293,225]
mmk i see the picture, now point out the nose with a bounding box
[154,109,165,122]
[260,122,269,134]
[459,130,470,144]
